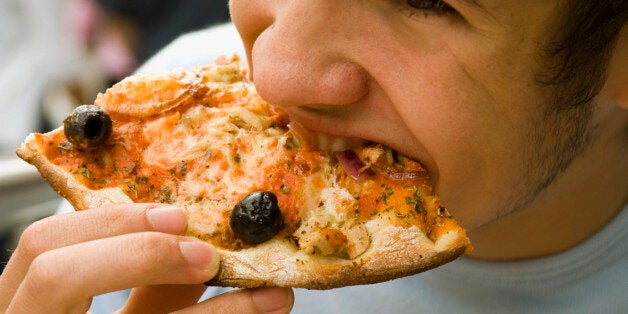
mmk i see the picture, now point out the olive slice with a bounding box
[230,191,285,244]
[63,105,112,149]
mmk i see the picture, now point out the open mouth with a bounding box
[288,121,430,183]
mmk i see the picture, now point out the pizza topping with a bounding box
[334,150,375,180]
[295,222,370,259]
[94,70,206,119]
[63,105,112,149]
[359,145,429,181]
[290,187,371,259]
[230,191,285,244]
[379,164,429,181]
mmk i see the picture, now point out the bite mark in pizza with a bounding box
[17,55,471,289]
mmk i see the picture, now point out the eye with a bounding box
[407,0,451,11]
[403,0,456,17]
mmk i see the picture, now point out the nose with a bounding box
[231,1,369,108]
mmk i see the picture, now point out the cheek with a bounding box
[368,49,540,228]
[381,53,491,171]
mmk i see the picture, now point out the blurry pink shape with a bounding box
[67,0,100,46]
[95,30,136,80]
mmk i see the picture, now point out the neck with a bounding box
[467,109,628,261]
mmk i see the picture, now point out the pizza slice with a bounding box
[16,55,471,289]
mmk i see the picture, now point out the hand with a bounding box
[0,203,294,313]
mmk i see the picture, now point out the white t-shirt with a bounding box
[87,23,627,314]
[197,204,628,314]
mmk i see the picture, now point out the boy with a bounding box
[1,1,626,312]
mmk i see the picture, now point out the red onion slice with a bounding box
[334,150,375,180]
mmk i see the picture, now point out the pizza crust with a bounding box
[17,133,468,289]
[214,224,467,289]
[16,132,134,211]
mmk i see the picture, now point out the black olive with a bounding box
[230,191,285,244]
[63,105,112,149]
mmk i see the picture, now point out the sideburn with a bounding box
[537,1,626,111]
[506,102,594,216]
[505,0,626,214]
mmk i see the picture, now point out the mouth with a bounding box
[288,121,431,183]
[279,103,441,188]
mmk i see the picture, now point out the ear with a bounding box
[606,28,628,109]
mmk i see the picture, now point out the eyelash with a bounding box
[400,0,457,18]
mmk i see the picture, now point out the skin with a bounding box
[0,204,294,313]
[1,0,625,312]
[229,0,628,259]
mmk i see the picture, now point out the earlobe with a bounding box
[614,84,628,110]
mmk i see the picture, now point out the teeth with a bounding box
[318,133,371,152]
[288,122,367,152]
[319,133,347,152]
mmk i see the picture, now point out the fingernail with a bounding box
[179,241,220,273]
[252,287,294,313]
[147,205,187,234]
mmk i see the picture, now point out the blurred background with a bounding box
[1,0,230,272]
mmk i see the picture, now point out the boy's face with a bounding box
[229,0,587,229]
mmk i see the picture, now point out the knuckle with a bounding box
[127,233,199,282]
[25,251,64,294]
[101,206,133,233]
[131,232,177,266]
[98,204,153,234]
[17,218,54,261]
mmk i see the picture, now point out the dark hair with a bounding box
[540,0,627,111]
[516,1,627,209]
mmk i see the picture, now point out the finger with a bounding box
[174,287,294,314]
[0,203,185,310]
[119,284,207,313]
[7,233,219,313]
